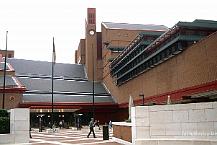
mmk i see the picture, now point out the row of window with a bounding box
[111,35,159,75]
[111,23,217,86]
[111,32,179,77]
[111,27,210,78]
[116,41,189,85]
[110,34,143,68]
[115,39,199,86]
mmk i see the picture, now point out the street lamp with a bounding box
[139,93,145,106]
[2,31,8,109]
[89,29,95,120]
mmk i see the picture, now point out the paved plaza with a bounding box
[26,127,122,145]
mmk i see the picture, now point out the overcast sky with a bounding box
[0,0,216,64]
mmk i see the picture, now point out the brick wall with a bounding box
[113,122,132,143]
[76,39,85,64]
[0,93,22,109]
[0,50,14,58]
[103,32,217,104]
[101,24,152,81]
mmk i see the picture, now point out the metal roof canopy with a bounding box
[22,93,115,103]
[0,62,10,70]
[178,19,217,29]
[7,58,86,79]
[18,77,108,94]
[102,22,168,31]
[7,58,116,105]
[0,76,17,87]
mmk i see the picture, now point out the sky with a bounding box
[0,0,216,64]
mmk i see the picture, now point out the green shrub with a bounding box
[0,109,10,134]
[0,117,10,134]
[0,109,9,117]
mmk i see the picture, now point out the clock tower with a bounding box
[85,8,98,81]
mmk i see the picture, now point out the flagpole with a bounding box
[92,43,95,120]
[51,37,55,128]
[2,31,8,109]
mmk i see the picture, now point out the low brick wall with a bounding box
[112,122,132,143]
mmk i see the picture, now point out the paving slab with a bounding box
[27,127,123,145]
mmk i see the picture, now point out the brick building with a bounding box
[0,56,26,109]
[75,9,217,120]
[0,50,14,58]
[1,8,217,124]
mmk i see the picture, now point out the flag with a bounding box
[52,37,56,64]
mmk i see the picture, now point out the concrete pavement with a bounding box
[27,126,122,145]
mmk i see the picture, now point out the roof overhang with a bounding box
[19,102,118,110]
[30,108,80,113]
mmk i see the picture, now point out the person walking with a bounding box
[59,120,63,129]
[77,117,81,130]
[95,120,100,130]
[87,118,96,138]
[109,120,112,129]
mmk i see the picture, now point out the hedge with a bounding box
[0,109,10,134]
[0,117,10,134]
[0,109,9,117]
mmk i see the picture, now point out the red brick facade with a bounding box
[104,32,217,106]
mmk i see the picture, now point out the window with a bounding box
[8,54,12,58]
